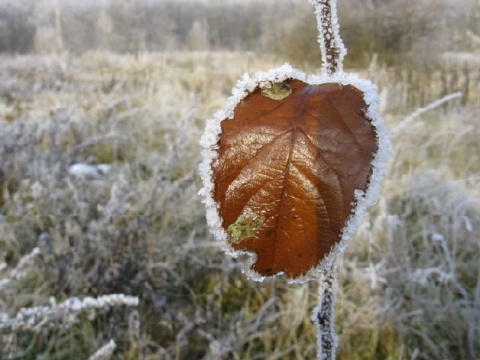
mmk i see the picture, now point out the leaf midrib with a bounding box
[271,85,315,270]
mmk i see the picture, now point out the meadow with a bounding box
[0,50,479,360]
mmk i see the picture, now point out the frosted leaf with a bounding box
[198,66,393,283]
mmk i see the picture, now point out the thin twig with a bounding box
[309,0,347,75]
[88,340,117,360]
[392,91,462,137]
[312,264,339,360]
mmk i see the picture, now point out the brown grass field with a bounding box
[0,50,479,359]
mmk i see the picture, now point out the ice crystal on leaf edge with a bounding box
[198,63,393,284]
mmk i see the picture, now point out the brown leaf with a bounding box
[212,79,378,278]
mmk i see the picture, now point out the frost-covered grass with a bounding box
[0,51,479,359]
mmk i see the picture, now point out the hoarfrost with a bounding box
[198,65,393,284]
[312,266,339,359]
[68,163,111,179]
[0,294,139,331]
[88,340,117,360]
[308,0,347,75]
[413,268,453,286]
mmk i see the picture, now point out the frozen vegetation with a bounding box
[0,1,477,359]
[0,50,479,359]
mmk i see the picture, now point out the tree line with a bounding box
[0,0,478,67]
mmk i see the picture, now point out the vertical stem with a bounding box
[53,0,64,54]
[312,264,339,360]
[308,1,345,356]
[309,0,347,75]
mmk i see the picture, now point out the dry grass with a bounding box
[0,51,479,360]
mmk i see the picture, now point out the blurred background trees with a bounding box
[0,0,478,67]
[0,0,36,53]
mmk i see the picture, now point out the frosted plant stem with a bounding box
[312,264,339,360]
[308,0,347,75]
[392,91,462,137]
[88,340,117,360]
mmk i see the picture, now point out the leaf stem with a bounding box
[309,0,347,75]
[312,264,339,360]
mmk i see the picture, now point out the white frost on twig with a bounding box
[308,0,347,75]
[392,91,462,137]
[68,163,112,179]
[0,247,41,292]
[311,266,339,360]
[198,64,393,284]
[88,340,117,360]
[0,294,139,331]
